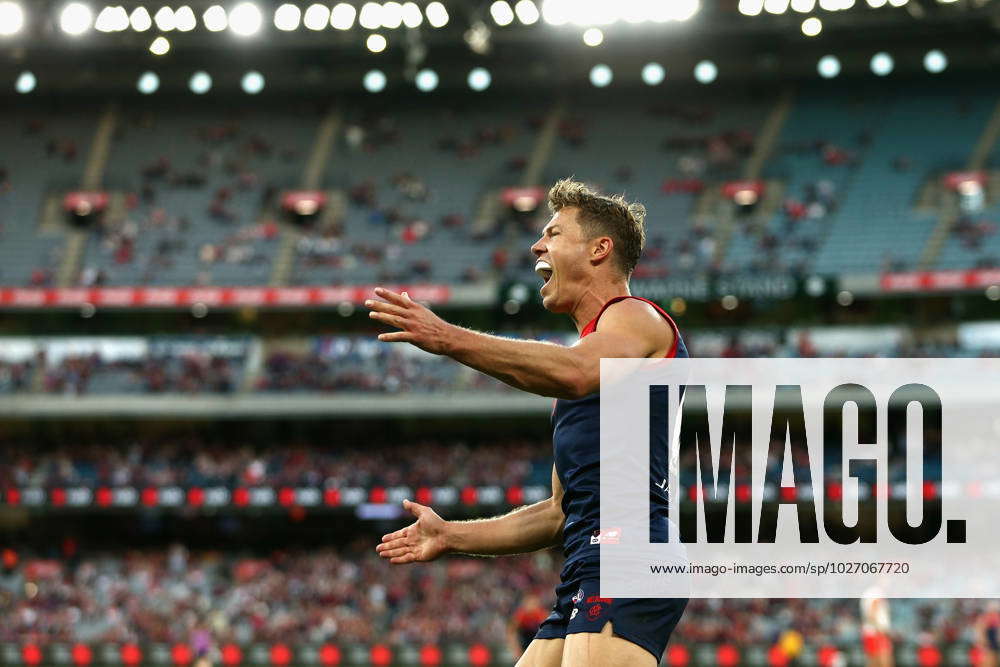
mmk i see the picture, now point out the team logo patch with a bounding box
[587,604,603,620]
[571,588,584,604]
[570,608,579,620]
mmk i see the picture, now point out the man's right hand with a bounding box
[375,499,451,564]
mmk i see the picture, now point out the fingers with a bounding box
[377,545,413,559]
[389,553,417,564]
[378,332,414,343]
[368,311,407,329]
[373,287,411,307]
[403,498,424,516]
[365,299,408,316]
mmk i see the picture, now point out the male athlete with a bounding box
[368,179,688,667]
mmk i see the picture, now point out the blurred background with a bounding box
[0,0,999,665]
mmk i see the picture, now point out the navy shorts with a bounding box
[534,561,688,661]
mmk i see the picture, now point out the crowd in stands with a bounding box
[33,353,236,396]
[0,542,993,648]
[0,437,549,489]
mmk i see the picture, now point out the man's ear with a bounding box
[590,236,614,266]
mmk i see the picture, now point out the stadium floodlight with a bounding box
[425,1,448,27]
[764,0,790,13]
[366,32,387,52]
[15,70,35,93]
[665,0,700,21]
[791,0,816,10]
[359,2,383,28]
[924,49,947,73]
[738,0,764,15]
[137,71,159,94]
[331,3,357,28]
[174,6,196,31]
[400,2,422,27]
[866,0,887,6]
[153,6,175,30]
[149,35,169,54]
[870,51,893,75]
[693,60,717,83]
[541,0,570,25]
[514,0,539,24]
[642,62,665,85]
[888,0,907,5]
[491,1,514,25]
[241,70,264,94]
[381,2,403,28]
[801,16,821,35]
[303,4,330,30]
[228,2,262,36]
[189,70,212,94]
[203,5,227,31]
[363,69,387,92]
[468,67,491,91]
[415,68,439,91]
[0,2,24,36]
[817,54,840,78]
[60,3,94,35]
[129,6,152,30]
[582,27,603,46]
[589,63,612,87]
[96,5,129,32]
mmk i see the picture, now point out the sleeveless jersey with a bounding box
[552,295,688,574]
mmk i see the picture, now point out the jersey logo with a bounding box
[572,588,584,604]
[590,527,621,545]
[587,604,603,620]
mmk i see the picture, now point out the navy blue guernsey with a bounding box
[551,295,688,575]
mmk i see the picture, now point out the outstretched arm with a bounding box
[365,288,672,399]
[376,465,565,563]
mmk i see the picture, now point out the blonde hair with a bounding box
[547,178,646,277]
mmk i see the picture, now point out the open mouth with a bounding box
[534,259,553,285]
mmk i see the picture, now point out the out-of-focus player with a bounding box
[976,602,1000,667]
[368,179,688,667]
[508,592,549,659]
[860,586,893,667]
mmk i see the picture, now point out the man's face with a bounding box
[530,208,593,313]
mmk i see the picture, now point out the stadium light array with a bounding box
[153,6,175,30]
[541,0,698,25]
[870,51,893,75]
[642,62,665,85]
[468,67,491,91]
[203,5,227,31]
[583,27,603,46]
[15,70,35,93]
[764,0,790,14]
[924,49,947,73]
[331,3,356,28]
[415,68,439,91]
[129,6,151,30]
[817,54,840,78]
[137,71,159,94]
[95,6,128,32]
[791,0,816,11]
[189,70,212,94]
[425,1,448,27]
[491,1,514,25]
[0,2,24,36]
[359,2,381,28]
[366,32,387,51]
[363,69,386,92]
[304,3,330,29]
[694,59,717,83]
[174,6,196,31]
[60,2,94,35]
[381,2,403,28]
[738,0,763,15]
[241,70,264,94]
[149,35,169,54]
[866,0,887,6]
[228,2,262,36]
[589,63,612,87]
[888,0,908,5]
[801,16,822,35]
[401,2,422,27]
[515,0,539,23]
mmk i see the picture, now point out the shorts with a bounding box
[862,632,892,656]
[535,561,688,661]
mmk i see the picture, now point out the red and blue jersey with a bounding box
[551,295,688,573]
